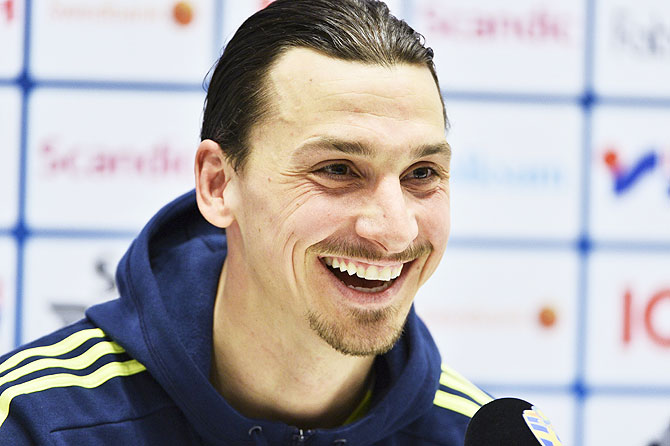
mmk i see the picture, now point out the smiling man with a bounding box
[0,1,490,444]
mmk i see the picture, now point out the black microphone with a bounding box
[464,397,563,446]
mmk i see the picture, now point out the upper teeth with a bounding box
[323,257,403,281]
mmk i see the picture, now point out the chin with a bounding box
[306,303,410,357]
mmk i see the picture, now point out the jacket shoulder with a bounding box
[398,363,493,445]
[0,320,185,445]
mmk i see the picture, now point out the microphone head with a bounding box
[464,397,563,446]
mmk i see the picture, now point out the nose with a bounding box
[354,177,418,253]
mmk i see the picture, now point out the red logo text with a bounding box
[1,0,14,22]
[421,7,575,44]
[39,137,192,178]
[623,288,670,348]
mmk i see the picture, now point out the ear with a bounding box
[195,139,237,228]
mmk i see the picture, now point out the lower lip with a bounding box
[317,258,411,308]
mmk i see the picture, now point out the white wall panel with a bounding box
[416,248,579,385]
[584,396,670,445]
[0,238,16,353]
[31,0,215,82]
[0,87,20,229]
[447,102,582,239]
[411,0,585,94]
[22,238,130,342]
[586,251,670,386]
[594,0,670,96]
[26,89,202,230]
[590,106,670,242]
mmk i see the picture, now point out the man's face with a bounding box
[224,48,450,356]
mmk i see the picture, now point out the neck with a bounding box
[210,260,375,429]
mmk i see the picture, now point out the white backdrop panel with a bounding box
[411,0,585,94]
[590,106,670,242]
[415,247,579,385]
[594,0,670,97]
[447,101,582,239]
[26,89,203,230]
[0,238,16,354]
[584,395,670,444]
[22,238,131,342]
[0,87,20,229]
[586,250,670,386]
[30,0,215,82]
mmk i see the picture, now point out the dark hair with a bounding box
[201,0,445,171]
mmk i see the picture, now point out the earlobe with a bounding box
[195,139,237,228]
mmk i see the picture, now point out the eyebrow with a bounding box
[292,136,451,163]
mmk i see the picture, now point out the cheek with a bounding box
[416,196,450,281]
[287,196,351,244]
[243,181,352,258]
[419,194,451,244]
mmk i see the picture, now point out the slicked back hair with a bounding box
[200,0,445,172]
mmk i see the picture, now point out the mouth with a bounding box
[320,256,406,294]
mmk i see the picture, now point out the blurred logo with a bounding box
[612,9,670,59]
[48,1,194,27]
[602,146,670,196]
[422,303,559,331]
[49,254,117,326]
[172,1,193,26]
[523,406,563,446]
[623,288,670,348]
[39,137,191,178]
[454,152,564,190]
[0,0,14,23]
[420,6,575,45]
[538,305,558,329]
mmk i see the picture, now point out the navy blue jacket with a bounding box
[0,191,491,445]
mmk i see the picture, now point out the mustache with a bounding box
[308,238,433,263]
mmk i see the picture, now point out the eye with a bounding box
[404,166,440,182]
[315,163,357,179]
[406,166,435,180]
[401,164,447,194]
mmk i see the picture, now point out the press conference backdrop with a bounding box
[1,0,669,444]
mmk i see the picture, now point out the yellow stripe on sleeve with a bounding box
[0,359,146,428]
[433,389,481,418]
[440,363,479,389]
[440,364,493,406]
[0,328,106,375]
[0,341,126,388]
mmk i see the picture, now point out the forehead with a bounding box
[263,47,445,137]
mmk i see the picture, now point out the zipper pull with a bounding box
[292,428,311,445]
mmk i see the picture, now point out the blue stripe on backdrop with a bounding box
[27,229,139,240]
[4,76,670,109]
[442,91,580,105]
[33,79,204,92]
[573,2,597,441]
[14,0,34,351]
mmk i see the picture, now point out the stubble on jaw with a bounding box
[306,305,405,357]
